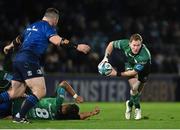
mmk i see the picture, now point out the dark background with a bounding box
[0,0,180,74]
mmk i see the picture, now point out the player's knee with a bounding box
[130,89,138,96]
[32,86,46,99]
[7,89,19,98]
[131,81,140,91]
[39,87,46,98]
[131,86,138,91]
[34,92,46,100]
[7,90,13,98]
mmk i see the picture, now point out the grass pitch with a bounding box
[0,102,180,129]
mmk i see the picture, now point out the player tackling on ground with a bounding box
[0,8,90,123]
[0,70,100,120]
[99,34,151,120]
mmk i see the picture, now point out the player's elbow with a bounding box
[59,80,68,88]
[107,42,113,48]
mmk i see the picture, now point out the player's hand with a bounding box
[4,44,13,54]
[107,67,117,76]
[75,96,84,103]
[76,44,91,54]
[98,57,109,68]
[62,39,70,44]
[92,106,100,116]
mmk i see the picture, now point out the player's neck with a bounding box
[42,17,53,26]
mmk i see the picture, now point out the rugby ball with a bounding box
[98,62,112,75]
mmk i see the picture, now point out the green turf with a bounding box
[0,102,180,129]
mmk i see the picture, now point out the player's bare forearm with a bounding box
[120,70,138,77]
[79,107,100,120]
[59,81,83,103]
[3,35,23,54]
[4,43,14,54]
[79,112,93,120]
[59,81,76,96]
[105,42,114,57]
[49,35,62,46]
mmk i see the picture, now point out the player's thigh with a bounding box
[138,83,145,94]
[25,77,46,99]
[128,78,141,91]
[7,80,25,98]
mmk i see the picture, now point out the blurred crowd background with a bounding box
[0,0,180,74]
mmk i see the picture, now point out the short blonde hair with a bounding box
[130,33,143,43]
[44,8,59,19]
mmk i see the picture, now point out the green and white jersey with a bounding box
[113,39,151,82]
[13,87,65,120]
[27,96,64,120]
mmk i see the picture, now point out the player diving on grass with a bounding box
[13,80,100,120]
[99,33,151,120]
[0,70,100,120]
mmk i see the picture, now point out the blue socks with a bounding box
[19,94,39,118]
[0,91,10,103]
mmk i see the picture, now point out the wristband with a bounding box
[12,39,19,47]
[69,42,78,49]
[117,72,121,77]
[12,35,23,47]
[73,94,78,99]
[104,52,110,59]
[60,38,78,49]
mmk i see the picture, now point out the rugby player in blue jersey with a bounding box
[0,8,90,123]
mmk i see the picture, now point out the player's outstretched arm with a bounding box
[108,67,138,77]
[99,41,114,65]
[59,81,83,103]
[120,70,138,77]
[76,44,91,54]
[3,35,23,54]
[49,35,90,54]
[79,106,100,120]
[108,68,138,77]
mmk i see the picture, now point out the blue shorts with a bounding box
[12,61,43,81]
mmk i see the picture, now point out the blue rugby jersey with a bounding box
[14,20,57,64]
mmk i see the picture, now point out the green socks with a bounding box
[129,93,141,109]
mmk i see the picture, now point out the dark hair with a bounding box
[130,33,143,43]
[66,104,79,115]
[55,104,80,120]
[44,8,59,19]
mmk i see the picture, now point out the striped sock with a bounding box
[0,91,10,103]
[19,94,39,118]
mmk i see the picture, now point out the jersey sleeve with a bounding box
[56,87,65,108]
[45,24,57,38]
[112,40,123,49]
[112,39,129,50]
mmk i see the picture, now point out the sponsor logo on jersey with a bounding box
[27,71,32,76]
[27,26,38,31]
[37,69,43,75]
